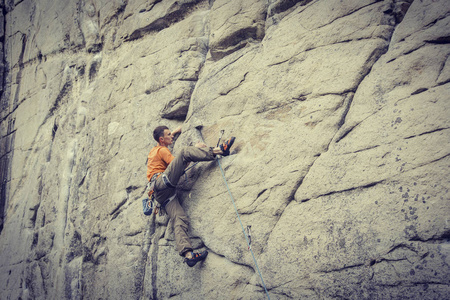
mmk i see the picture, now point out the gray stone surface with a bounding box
[0,0,449,299]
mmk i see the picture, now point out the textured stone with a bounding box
[0,0,449,299]
[208,0,267,60]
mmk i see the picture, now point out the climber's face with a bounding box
[159,129,173,146]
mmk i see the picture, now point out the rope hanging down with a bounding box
[217,158,271,300]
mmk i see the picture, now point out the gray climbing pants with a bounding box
[154,146,216,256]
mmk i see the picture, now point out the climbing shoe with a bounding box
[184,250,208,267]
[220,137,235,156]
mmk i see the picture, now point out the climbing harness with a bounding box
[161,173,176,189]
[217,157,271,300]
[143,191,176,216]
[147,172,176,196]
[143,173,176,216]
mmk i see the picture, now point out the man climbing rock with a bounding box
[147,125,235,267]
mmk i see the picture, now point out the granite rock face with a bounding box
[0,0,449,299]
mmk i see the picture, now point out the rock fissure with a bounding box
[219,71,248,96]
[408,151,450,171]
[334,93,355,130]
[425,36,450,45]
[410,87,428,95]
[267,58,290,67]
[125,0,207,41]
[301,180,385,203]
[370,257,409,267]
[409,230,450,244]
[318,262,366,274]
[437,53,450,78]
[315,1,392,31]
[332,44,390,136]
[266,278,295,292]
[268,0,314,18]
[100,2,128,30]
[10,32,26,119]
[409,282,450,288]
[405,127,450,140]
[344,144,380,155]
[293,155,324,203]
[437,78,450,87]
[422,12,450,31]
[206,247,256,273]
[387,242,419,257]
[109,198,127,217]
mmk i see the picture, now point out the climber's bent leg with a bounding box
[165,196,193,256]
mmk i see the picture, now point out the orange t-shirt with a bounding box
[146,146,174,181]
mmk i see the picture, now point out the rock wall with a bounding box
[0,0,449,299]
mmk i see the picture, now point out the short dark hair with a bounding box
[153,126,169,143]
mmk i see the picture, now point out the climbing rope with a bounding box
[217,158,271,300]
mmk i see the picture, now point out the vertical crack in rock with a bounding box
[75,0,87,50]
[6,32,27,117]
[138,216,153,298]
[61,140,77,243]
[88,55,102,82]
[262,160,319,253]
[48,81,73,118]
[0,6,16,232]
[1,6,7,112]
[334,43,391,144]
[333,1,419,145]
[283,2,416,210]
[140,220,161,299]
[160,11,211,121]
[150,232,159,300]
[335,92,355,133]
[0,119,14,234]
[9,76,74,202]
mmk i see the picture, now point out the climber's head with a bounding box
[153,126,173,146]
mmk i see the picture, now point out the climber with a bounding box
[147,125,235,267]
